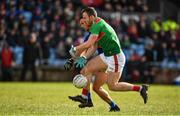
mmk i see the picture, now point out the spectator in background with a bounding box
[19,26,30,46]
[81,0,103,7]
[127,18,138,43]
[0,0,178,83]
[126,50,142,82]
[168,42,178,63]
[141,39,155,83]
[20,33,40,81]
[0,41,14,81]
[41,33,51,65]
[151,16,161,33]
[137,14,151,39]
[121,34,131,49]
[134,0,148,12]
[56,41,67,59]
[176,28,180,40]
[64,37,73,58]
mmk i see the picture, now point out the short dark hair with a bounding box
[81,7,97,17]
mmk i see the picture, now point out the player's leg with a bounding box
[80,55,107,76]
[78,81,93,108]
[93,72,120,111]
[93,72,110,102]
[77,61,105,108]
[79,55,120,111]
[79,54,108,103]
[107,71,135,91]
[68,67,93,107]
[68,87,91,104]
[70,56,113,108]
[105,52,148,104]
[106,71,148,104]
[79,74,107,108]
[80,52,148,104]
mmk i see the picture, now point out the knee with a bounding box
[107,83,117,91]
[80,68,85,75]
[80,66,92,75]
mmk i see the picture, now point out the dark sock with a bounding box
[87,92,92,101]
[109,101,116,108]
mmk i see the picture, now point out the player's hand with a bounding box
[64,58,74,71]
[69,45,76,57]
[75,56,87,68]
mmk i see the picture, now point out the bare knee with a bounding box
[80,66,92,76]
[107,83,119,91]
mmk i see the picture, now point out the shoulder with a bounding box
[95,17,102,24]
[90,18,103,29]
[93,17,104,26]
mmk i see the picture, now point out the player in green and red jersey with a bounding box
[69,7,149,111]
[67,18,121,111]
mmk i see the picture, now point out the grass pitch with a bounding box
[0,82,179,115]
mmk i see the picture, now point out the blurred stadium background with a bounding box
[0,0,179,84]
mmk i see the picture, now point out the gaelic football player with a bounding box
[65,18,120,111]
[69,7,149,111]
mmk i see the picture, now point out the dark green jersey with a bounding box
[89,17,121,56]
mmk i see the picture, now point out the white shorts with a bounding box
[100,51,126,73]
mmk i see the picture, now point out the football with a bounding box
[73,74,87,88]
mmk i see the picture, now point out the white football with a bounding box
[73,74,87,88]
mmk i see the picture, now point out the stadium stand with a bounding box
[0,0,179,83]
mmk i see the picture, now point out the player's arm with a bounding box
[69,22,100,67]
[75,34,98,56]
[64,43,97,71]
[80,42,98,59]
[74,43,98,69]
[69,21,100,57]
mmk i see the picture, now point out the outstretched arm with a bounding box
[80,42,98,59]
[64,43,97,71]
[74,42,98,69]
[75,34,98,56]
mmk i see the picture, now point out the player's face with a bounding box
[79,18,89,31]
[82,12,93,26]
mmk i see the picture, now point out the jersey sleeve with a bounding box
[90,23,101,35]
[83,32,91,42]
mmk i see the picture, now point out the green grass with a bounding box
[0,82,179,115]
